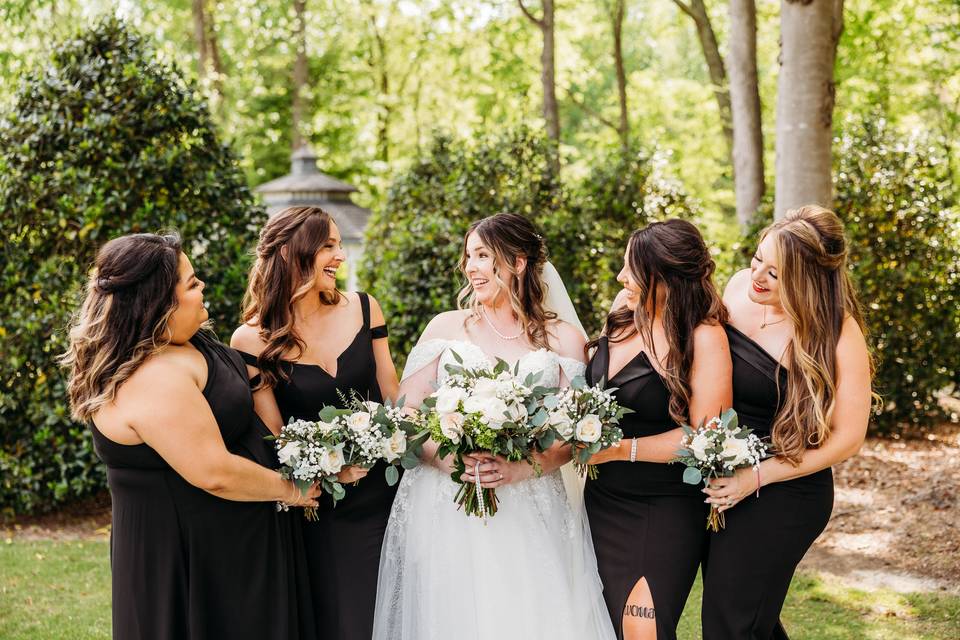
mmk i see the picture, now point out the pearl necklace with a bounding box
[481,306,522,340]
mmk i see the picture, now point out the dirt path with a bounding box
[799,425,960,593]
[6,428,960,594]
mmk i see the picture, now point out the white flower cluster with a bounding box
[678,418,765,471]
[276,418,346,479]
[275,403,408,483]
[547,385,622,445]
[432,370,532,443]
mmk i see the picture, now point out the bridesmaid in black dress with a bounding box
[702,206,873,639]
[583,220,732,640]
[232,206,400,640]
[62,233,320,640]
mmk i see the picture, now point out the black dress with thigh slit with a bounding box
[240,292,394,640]
[700,325,834,640]
[584,336,709,640]
[91,330,316,640]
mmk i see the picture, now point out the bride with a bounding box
[373,213,616,640]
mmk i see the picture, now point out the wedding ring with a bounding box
[498,472,504,481]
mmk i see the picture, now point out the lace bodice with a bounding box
[402,339,586,388]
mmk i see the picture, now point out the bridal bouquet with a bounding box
[423,353,554,518]
[542,377,629,479]
[273,392,426,519]
[672,408,767,531]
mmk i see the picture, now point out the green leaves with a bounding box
[0,17,265,515]
[384,465,400,486]
[682,467,703,486]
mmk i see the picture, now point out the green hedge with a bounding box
[358,129,697,372]
[835,117,960,433]
[0,18,265,515]
[737,117,960,434]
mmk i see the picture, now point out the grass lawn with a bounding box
[1,539,958,639]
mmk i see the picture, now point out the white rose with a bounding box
[346,411,372,432]
[435,386,466,414]
[505,401,527,423]
[549,410,575,439]
[439,412,465,443]
[364,401,381,413]
[318,445,345,475]
[462,395,487,416]
[575,414,603,443]
[690,433,711,461]
[482,398,510,428]
[721,436,751,465]
[277,441,301,465]
[382,430,407,462]
[472,378,498,399]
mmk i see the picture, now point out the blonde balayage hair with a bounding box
[457,213,556,350]
[61,233,184,422]
[241,206,342,388]
[764,205,873,464]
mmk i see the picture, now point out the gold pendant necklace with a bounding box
[761,306,786,329]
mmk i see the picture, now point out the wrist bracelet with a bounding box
[629,438,638,463]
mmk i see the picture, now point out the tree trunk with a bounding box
[673,0,733,157]
[611,0,630,150]
[518,0,561,174]
[728,0,765,226]
[292,0,308,150]
[191,0,208,79]
[205,1,224,96]
[774,0,844,218]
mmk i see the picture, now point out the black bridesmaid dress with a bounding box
[90,330,315,640]
[584,336,709,640]
[700,325,834,640]
[240,292,394,640]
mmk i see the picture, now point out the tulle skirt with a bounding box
[373,464,616,640]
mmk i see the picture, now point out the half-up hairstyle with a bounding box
[590,219,727,426]
[241,206,343,388]
[62,233,184,422]
[764,205,873,464]
[457,213,556,350]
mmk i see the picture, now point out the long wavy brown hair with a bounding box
[763,205,874,464]
[61,233,184,422]
[457,213,556,350]
[241,206,342,388]
[589,219,727,426]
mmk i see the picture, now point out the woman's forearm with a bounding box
[202,454,295,502]
[535,441,573,473]
[632,427,685,463]
[760,434,863,487]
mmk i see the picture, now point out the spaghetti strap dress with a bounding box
[700,325,834,640]
[584,336,709,640]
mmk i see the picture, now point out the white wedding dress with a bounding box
[373,339,617,640]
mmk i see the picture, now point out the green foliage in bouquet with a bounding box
[0,17,265,515]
